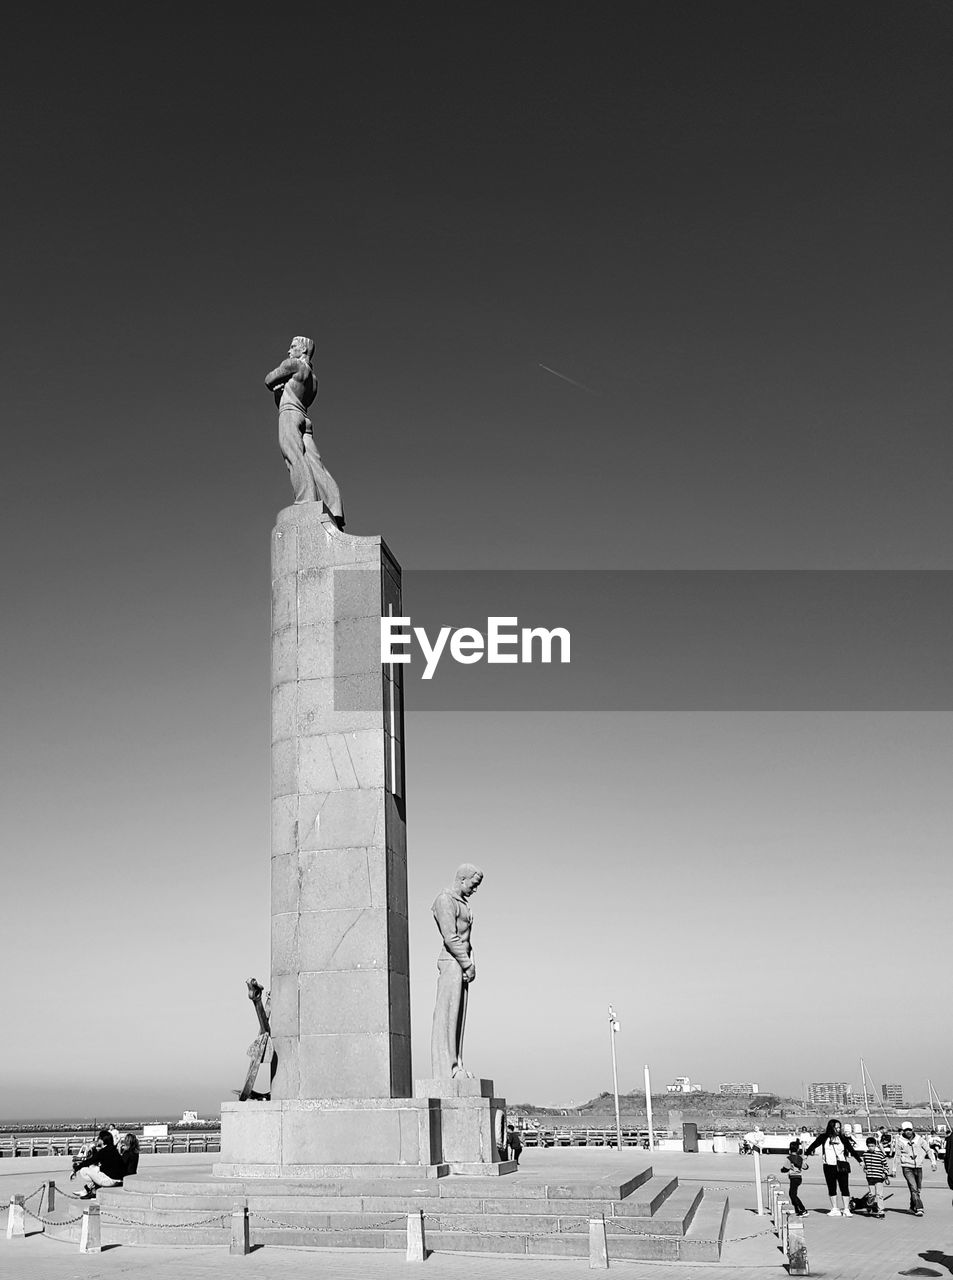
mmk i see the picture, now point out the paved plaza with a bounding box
[3,1148,953,1278]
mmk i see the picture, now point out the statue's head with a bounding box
[454,863,483,897]
[288,335,315,362]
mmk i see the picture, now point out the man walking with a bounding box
[897,1122,937,1216]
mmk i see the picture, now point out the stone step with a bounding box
[112,1165,653,1202]
[98,1174,679,1226]
[95,1189,711,1242]
[103,1167,661,1212]
[95,1189,728,1261]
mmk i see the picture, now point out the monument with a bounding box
[94,337,728,1259]
[215,336,512,1177]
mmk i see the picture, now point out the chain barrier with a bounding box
[22,1205,86,1228]
[250,1212,407,1232]
[99,1210,229,1229]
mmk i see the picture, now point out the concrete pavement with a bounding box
[3,1146,953,1277]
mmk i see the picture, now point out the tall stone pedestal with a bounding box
[216,503,512,1179]
[217,504,439,1177]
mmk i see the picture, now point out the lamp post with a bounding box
[608,1005,622,1150]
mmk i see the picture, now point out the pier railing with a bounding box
[0,1132,221,1158]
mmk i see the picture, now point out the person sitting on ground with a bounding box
[805,1118,863,1216]
[71,1128,127,1198]
[860,1136,889,1218]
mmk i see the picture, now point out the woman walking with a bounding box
[805,1119,863,1215]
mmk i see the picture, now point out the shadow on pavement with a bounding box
[921,1252,953,1275]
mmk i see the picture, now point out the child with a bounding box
[860,1136,888,1218]
[781,1140,808,1215]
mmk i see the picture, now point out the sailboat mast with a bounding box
[860,1057,873,1132]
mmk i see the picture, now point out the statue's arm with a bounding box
[265,357,298,391]
[433,894,474,976]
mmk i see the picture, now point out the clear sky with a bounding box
[2,4,952,1119]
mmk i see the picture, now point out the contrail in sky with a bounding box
[537,363,599,395]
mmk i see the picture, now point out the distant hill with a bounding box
[572,1090,794,1115]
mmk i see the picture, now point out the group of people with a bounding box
[70,1124,139,1198]
[782,1119,945,1218]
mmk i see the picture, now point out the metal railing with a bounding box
[0,1132,221,1157]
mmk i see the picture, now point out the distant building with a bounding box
[180,1110,199,1124]
[807,1082,850,1109]
[882,1084,904,1108]
[666,1076,704,1093]
[719,1083,759,1095]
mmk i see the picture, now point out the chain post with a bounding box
[79,1203,101,1253]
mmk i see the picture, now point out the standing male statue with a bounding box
[265,335,345,524]
[430,864,483,1079]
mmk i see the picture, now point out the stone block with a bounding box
[271,912,299,975]
[272,626,297,683]
[219,1103,281,1165]
[334,671,384,713]
[386,911,410,975]
[385,846,408,916]
[298,1032,394,1098]
[298,735,351,793]
[299,968,390,1033]
[389,1033,413,1099]
[297,789,383,849]
[297,623,335,680]
[388,972,410,1031]
[271,575,296,631]
[297,568,334,626]
[271,682,297,743]
[331,730,384,789]
[273,1035,300,1097]
[333,567,381,619]
[272,524,297,575]
[296,909,389,973]
[272,737,297,799]
[414,1078,496,1099]
[271,853,297,915]
[269,972,299,1037]
[334,615,381,677]
[271,796,297,856]
[295,847,383,911]
[282,1109,410,1167]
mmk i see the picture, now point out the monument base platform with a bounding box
[96,1159,729,1260]
[215,1097,446,1180]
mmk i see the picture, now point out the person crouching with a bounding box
[71,1128,126,1198]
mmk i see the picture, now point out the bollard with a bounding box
[787,1218,809,1275]
[588,1214,609,1268]
[79,1203,101,1253]
[6,1196,26,1239]
[781,1207,794,1256]
[44,1181,56,1213]
[229,1204,250,1255]
[754,1151,764,1214]
[406,1209,426,1262]
[767,1192,782,1233]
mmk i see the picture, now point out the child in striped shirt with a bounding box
[860,1137,888,1217]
